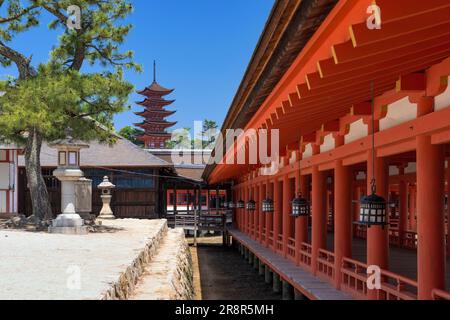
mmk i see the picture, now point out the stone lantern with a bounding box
[48,134,89,235]
[97,176,116,220]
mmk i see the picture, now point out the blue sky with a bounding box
[1,0,273,131]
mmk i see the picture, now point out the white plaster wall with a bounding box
[405,162,417,174]
[320,134,335,153]
[434,76,450,111]
[345,119,368,144]
[303,143,313,159]
[380,97,417,131]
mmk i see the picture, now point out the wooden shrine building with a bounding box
[204,0,450,300]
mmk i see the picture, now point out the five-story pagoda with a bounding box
[134,62,177,149]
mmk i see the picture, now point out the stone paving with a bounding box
[0,219,167,300]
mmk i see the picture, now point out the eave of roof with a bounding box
[203,0,338,181]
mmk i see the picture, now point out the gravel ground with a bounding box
[0,219,166,300]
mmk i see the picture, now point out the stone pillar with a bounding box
[282,175,292,257]
[294,290,306,300]
[334,160,352,288]
[258,260,265,276]
[264,265,272,284]
[366,152,389,300]
[312,165,326,274]
[282,280,294,300]
[273,273,281,293]
[416,135,445,299]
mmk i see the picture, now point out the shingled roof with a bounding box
[18,137,171,168]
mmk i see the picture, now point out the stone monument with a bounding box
[97,176,116,220]
[48,133,90,235]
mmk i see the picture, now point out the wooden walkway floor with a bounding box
[228,229,353,300]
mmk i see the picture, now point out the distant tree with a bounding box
[0,0,139,222]
[165,127,191,149]
[201,119,218,149]
[118,126,144,147]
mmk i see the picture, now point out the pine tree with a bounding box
[0,1,139,222]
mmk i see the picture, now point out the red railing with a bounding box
[402,231,417,249]
[341,257,418,300]
[377,269,417,300]
[355,225,367,239]
[341,258,369,299]
[432,288,450,300]
[287,237,296,261]
[276,234,283,252]
[299,242,312,268]
[317,249,335,281]
[268,230,274,247]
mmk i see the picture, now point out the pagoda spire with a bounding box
[153,60,156,83]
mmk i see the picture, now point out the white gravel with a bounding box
[0,219,166,300]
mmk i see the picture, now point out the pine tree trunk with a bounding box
[24,128,53,222]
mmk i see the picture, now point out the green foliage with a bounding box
[118,125,144,147]
[0,64,133,144]
[0,0,140,143]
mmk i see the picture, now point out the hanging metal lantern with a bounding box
[228,201,236,209]
[223,201,229,209]
[291,195,310,218]
[236,200,245,209]
[246,199,256,211]
[262,198,274,213]
[359,192,387,226]
[358,81,387,227]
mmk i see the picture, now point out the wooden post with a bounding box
[312,165,326,275]
[416,135,445,299]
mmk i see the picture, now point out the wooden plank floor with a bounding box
[228,229,353,300]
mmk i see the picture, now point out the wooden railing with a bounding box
[341,258,369,299]
[402,231,417,249]
[276,234,283,252]
[317,249,335,281]
[268,230,274,246]
[432,288,450,300]
[341,257,418,300]
[377,269,417,300]
[299,242,312,268]
[287,237,296,261]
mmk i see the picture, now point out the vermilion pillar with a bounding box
[254,184,259,240]
[416,135,445,300]
[282,175,293,257]
[409,185,417,231]
[398,166,408,245]
[259,183,264,243]
[312,166,326,275]
[295,174,309,265]
[446,166,450,259]
[265,182,273,248]
[273,179,282,251]
[334,160,352,288]
[366,152,389,300]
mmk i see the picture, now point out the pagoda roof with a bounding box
[137,81,174,97]
[134,120,178,130]
[137,133,172,140]
[136,98,175,108]
[134,109,176,117]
